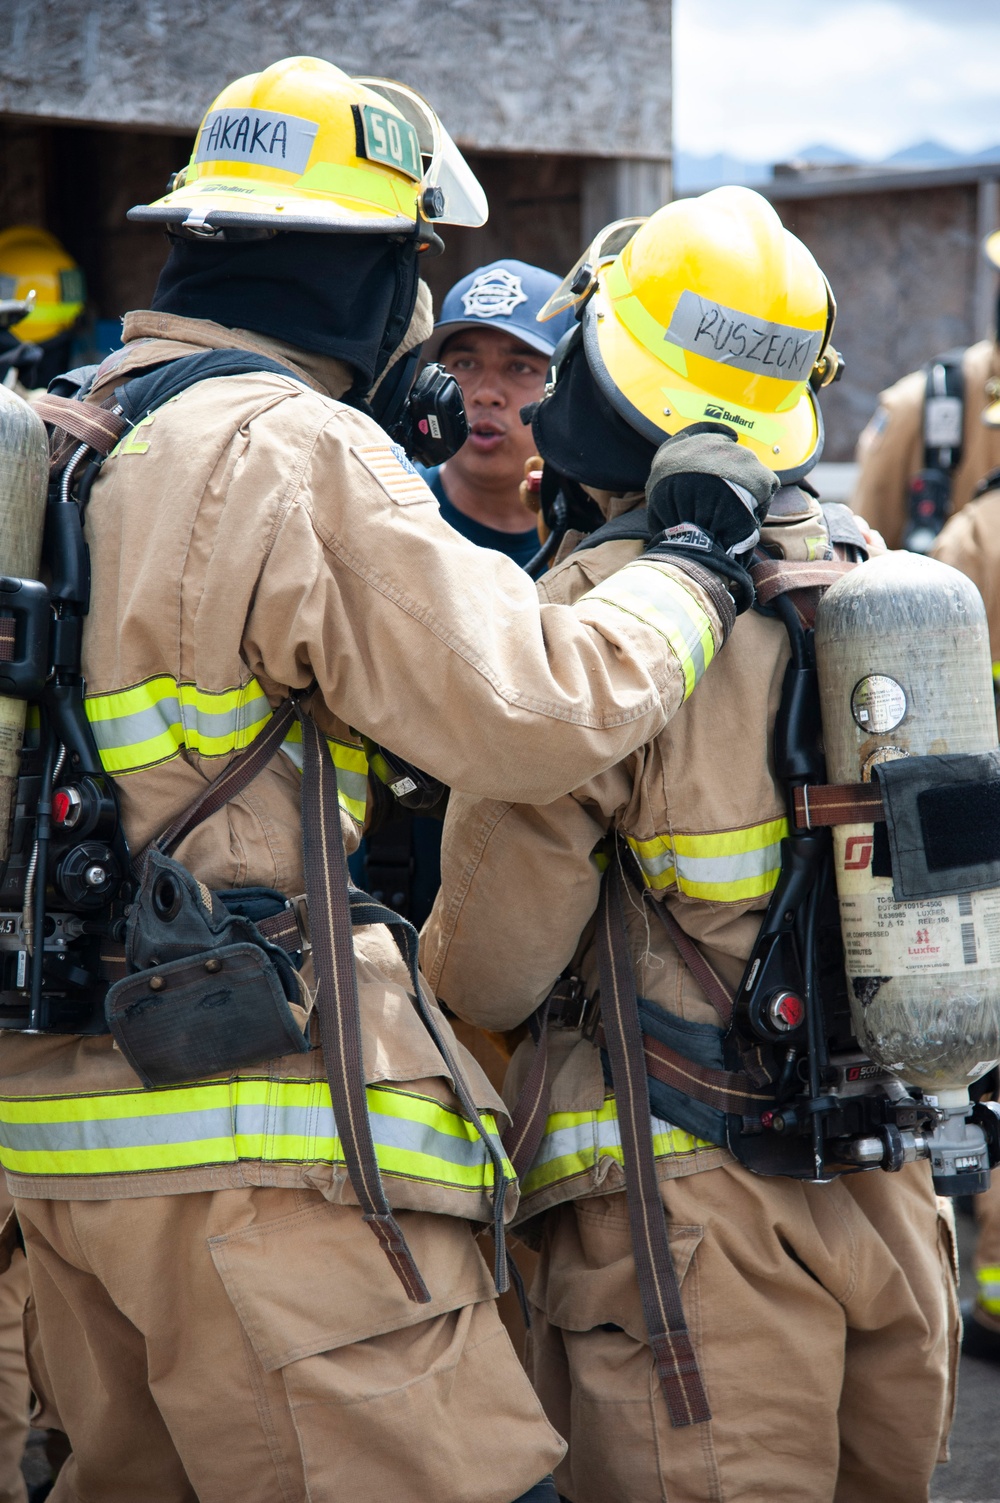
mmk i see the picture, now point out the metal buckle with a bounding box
[289,893,311,957]
[548,976,600,1038]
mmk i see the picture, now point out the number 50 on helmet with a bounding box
[128,55,487,243]
[541,186,842,482]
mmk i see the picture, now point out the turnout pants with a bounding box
[0,1187,28,1503]
[528,1160,958,1503]
[15,1186,564,1503]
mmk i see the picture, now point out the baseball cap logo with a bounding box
[461,268,528,319]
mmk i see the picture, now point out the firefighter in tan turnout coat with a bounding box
[423,189,959,1503]
[0,59,786,1503]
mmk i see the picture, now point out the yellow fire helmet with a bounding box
[128,56,488,242]
[0,226,85,344]
[985,226,1000,272]
[559,187,839,482]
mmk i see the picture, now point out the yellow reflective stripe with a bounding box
[625,832,677,892]
[626,816,788,901]
[582,563,715,701]
[977,1264,1000,1316]
[86,676,272,773]
[993,662,1000,685]
[521,1095,711,1199]
[279,723,368,823]
[84,677,368,822]
[0,1079,512,1190]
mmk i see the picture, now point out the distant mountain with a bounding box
[793,143,859,165]
[884,140,963,165]
[675,140,1000,193]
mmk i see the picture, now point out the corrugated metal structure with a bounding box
[764,165,1000,460]
[0,0,672,333]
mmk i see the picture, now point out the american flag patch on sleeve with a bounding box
[350,444,435,506]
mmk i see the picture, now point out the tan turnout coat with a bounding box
[0,308,728,1213]
[851,338,1000,547]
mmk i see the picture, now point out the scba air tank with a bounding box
[0,387,47,861]
[815,551,1000,1103]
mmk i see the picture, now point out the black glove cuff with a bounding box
[645,531,754,617]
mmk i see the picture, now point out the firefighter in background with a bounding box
[0,229,86,396]
[850,234,1000,552]
[0,58,774,1503]
[423,188,958,1503]
[926,231,1000,1363]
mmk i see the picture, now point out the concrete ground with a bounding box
[932,1202,1000,1503]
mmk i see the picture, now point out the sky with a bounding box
[673,0,1000,163]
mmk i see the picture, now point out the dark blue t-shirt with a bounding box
[349,464,538,924]
[420,464,541,569]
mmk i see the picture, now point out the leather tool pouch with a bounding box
[105,850,309,1088]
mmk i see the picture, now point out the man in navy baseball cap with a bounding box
[420,259,575,569]
[352,261,573,930]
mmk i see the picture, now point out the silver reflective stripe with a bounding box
[665,290,823,381]
[0,1102,499,1172]
[674,841,784,889]
[635,846,675,881]
[90,698,181,752]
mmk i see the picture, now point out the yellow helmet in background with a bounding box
[985,227,1000,272]
[129,55,487,240]
[555,187,838,481]
[0,227,85,344]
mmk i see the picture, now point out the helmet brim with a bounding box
[422,316,560,363]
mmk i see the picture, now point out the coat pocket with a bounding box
[535,1192,703,1348]
[209,1195,495,1370]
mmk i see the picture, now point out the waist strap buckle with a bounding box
[548,975,600,1039]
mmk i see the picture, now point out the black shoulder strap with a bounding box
[820,501,870,558]
[115,349,310,426]
[922,349,965,474]
[570,505,649,554]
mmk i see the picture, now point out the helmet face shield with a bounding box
[129,57,487,238]
[537,217,646,323]
[355,78,488,227]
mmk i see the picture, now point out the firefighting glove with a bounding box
[644,423,780,614]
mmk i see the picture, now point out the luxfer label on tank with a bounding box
[851,675,907,733]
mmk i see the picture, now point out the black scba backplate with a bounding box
[0,928,110,1034]
[727,891,899,1178]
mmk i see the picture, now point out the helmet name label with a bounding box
[195,108,319,176]
[665,291,823,382]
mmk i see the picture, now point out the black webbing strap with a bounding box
[297,708,431,1303]
[596,860,711,1427]
[142,698,298,874]
[501,996,553,1179]
[346,881,512,1294]
[298,708,513,1302]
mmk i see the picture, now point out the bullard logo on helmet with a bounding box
[461,269,528,320]
[704,404,755,431]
